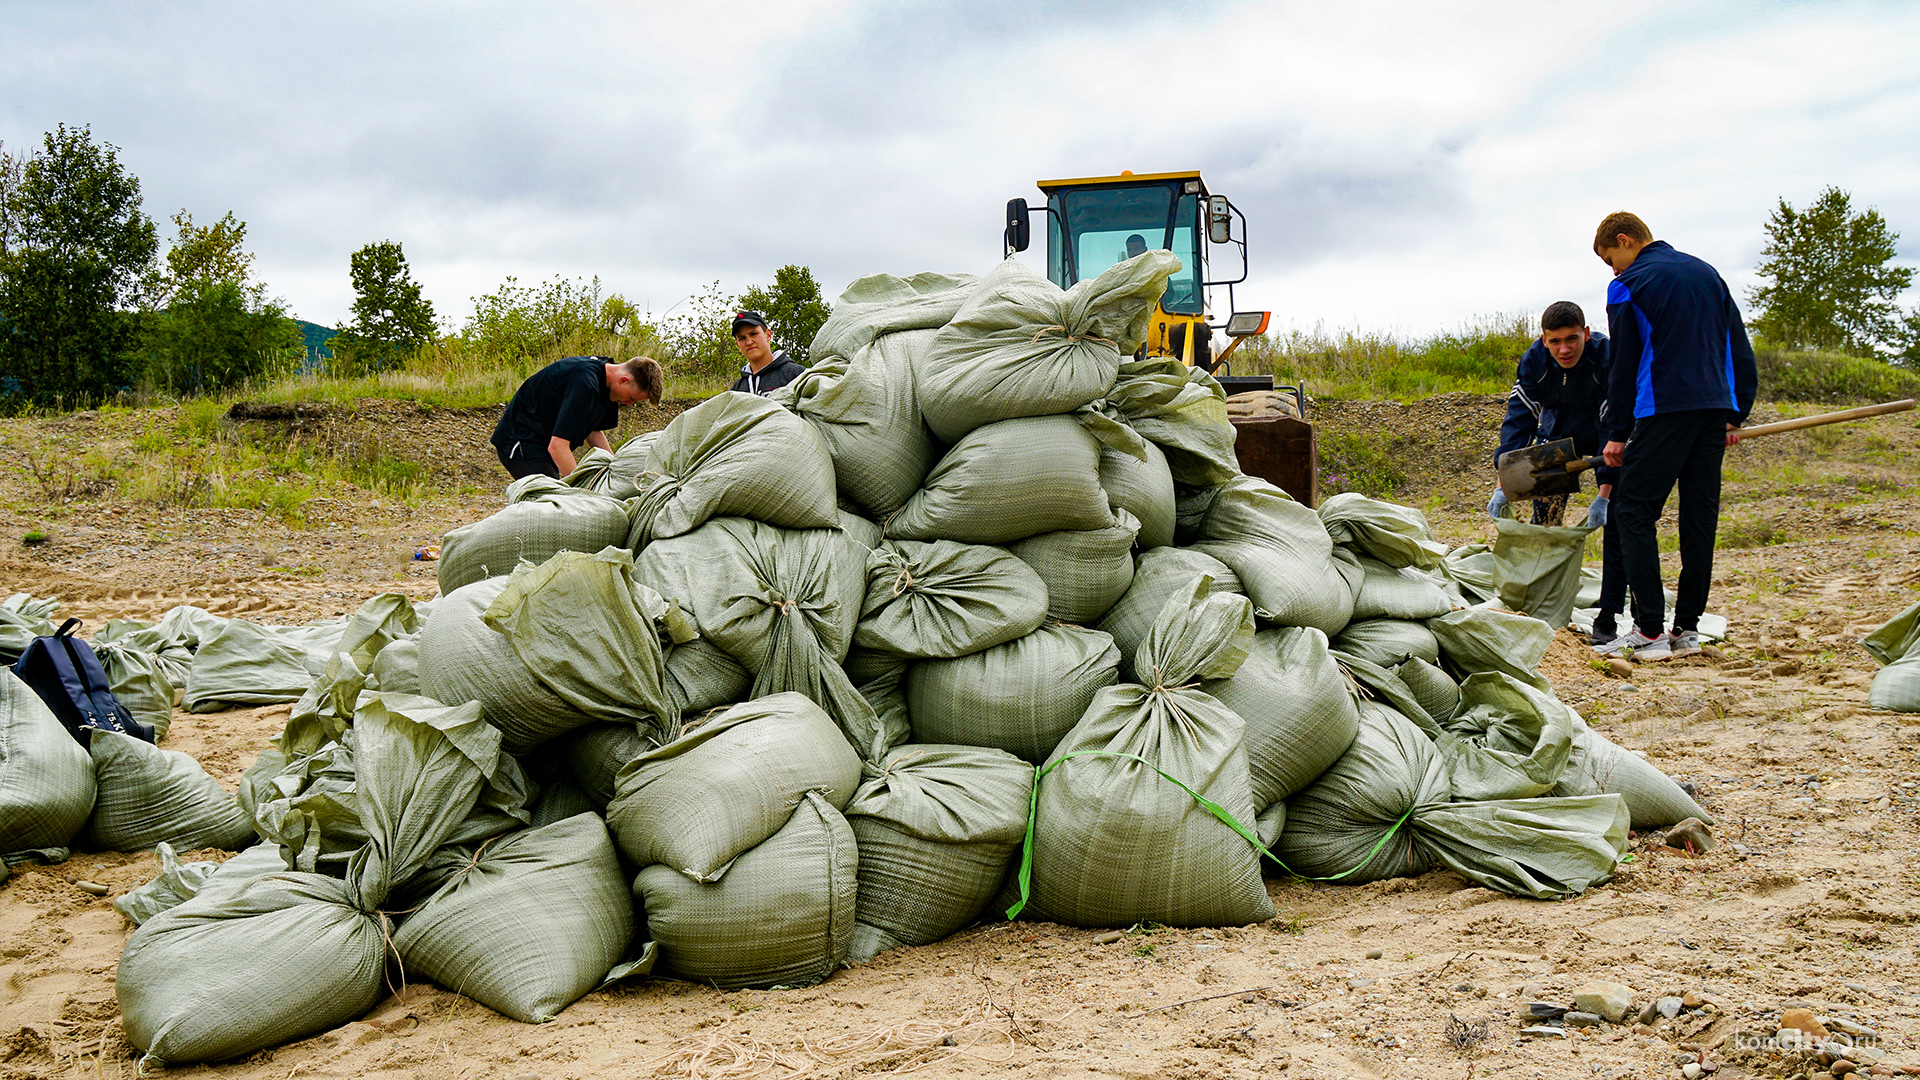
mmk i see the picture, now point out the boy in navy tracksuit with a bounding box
[1490,301,1627,640]
[1593,212,1758,661]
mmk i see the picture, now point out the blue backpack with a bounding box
[12,618,156,745]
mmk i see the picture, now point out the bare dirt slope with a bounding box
[2,397,1918,1080]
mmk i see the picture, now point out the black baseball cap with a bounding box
[730,310,768,334]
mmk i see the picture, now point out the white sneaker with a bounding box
[1667,630,1702,659]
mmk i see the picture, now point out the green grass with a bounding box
[22,529,47,545]
[1226,313,1535,401]
[1754,346,1920,404]
[1319,430,1409,497]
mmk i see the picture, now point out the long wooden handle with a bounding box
[1737,399,1915,438]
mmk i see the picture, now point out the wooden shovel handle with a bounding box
[1736,399,1915,438]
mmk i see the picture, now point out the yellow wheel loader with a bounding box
[1002,169,1316,505]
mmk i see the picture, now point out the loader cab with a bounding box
[1002,170,1265,377]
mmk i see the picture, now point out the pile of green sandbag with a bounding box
[1865,601,1920,712]
[69,253,1724,1065]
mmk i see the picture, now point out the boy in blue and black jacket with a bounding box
[1594,212,1758,661]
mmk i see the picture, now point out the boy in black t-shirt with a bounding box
[491,356,663,479]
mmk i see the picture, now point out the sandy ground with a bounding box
[2,397,1918,1080]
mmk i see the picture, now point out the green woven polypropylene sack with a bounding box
[1864,602,1920,711]
[418,579,597,755]
[1333,618,1442,669]
[1103,356,1239,488]
[83,730,256,852]
[607,692,862,883]
[0,593,58,666]
[634,790,857,990]
[1,669,95,860]
[843,744,1033,962]
[1871,659,1920,712]
[773,329,941,519]
[886,414,1114,546]
[367,637,421,696]
[1864,601,1920,666]
[393,812,632,1024]
[1278,701,1628,898]
[1441,543,1500,603]
[482,548,684,744]
[1021,578,1273,929]
[915,254,1177,443]
[1192,475,1353,636]
[1551,717,1712,828]
[119,692,515,1065]
[1492,518,1596,631]
[1008,509,1141,626]
[1203,626,1360,810]
[113,843,221,925]
[182,618,314,712]
[1096,547,1244,681]
[1098,438,1177,551]
[809,270,978,361]
[564,722,659,807]
[663,638,752,720]
[838,506,884,550]
[564,432,661,496]
[1427,606,1556,693]
[636,518,888,758]
[1342,550,1455,621]
[1395,656,1462,724]
[439,477,636,594]
[627,393,840,548]
[906,624,1121,765]
[856,540,1049,659]
[90,640,177,740]
[118,871,387,1065]
[1318,493,1448,570]
[1438,672,1574,803]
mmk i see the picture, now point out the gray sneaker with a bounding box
[1596,628,1672,662]
[1667,630,1702,659]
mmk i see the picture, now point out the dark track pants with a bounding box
[1591,514,1628,640]
[1614,409,1730,638]
[495,441,560,480]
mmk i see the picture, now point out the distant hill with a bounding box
[295,319,337,370]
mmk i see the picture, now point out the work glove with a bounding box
[1486,487,1508,521]
[1585,496,1609,528]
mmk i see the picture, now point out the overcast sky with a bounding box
[4,0,1917,340]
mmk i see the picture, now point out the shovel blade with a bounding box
[1498,438,1585,502]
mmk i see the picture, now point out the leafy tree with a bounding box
[331,240,436,374]
[0,124,158,408]
[140,210,302,395]
[1748,186,1913,357]
[737,264,832,366]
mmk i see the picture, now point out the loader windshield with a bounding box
[1046,182,1203,315]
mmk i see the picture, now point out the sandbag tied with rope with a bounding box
[1336,548,1457,622]
[437,475,637,595]
[855,539,1050,660]
[1276,700,1629,900]
[117,691,530,1066]
[634,517,896,762]
[623,392,840,550]
[884,414,1116,546]
[391,811,635,1024]
[1014,576,1275,929]
[913,252,1180,444]
[1191,474,1355,637]
[1098,433,1178,550]
[769,330,941,520]
[842,743,1034,962]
